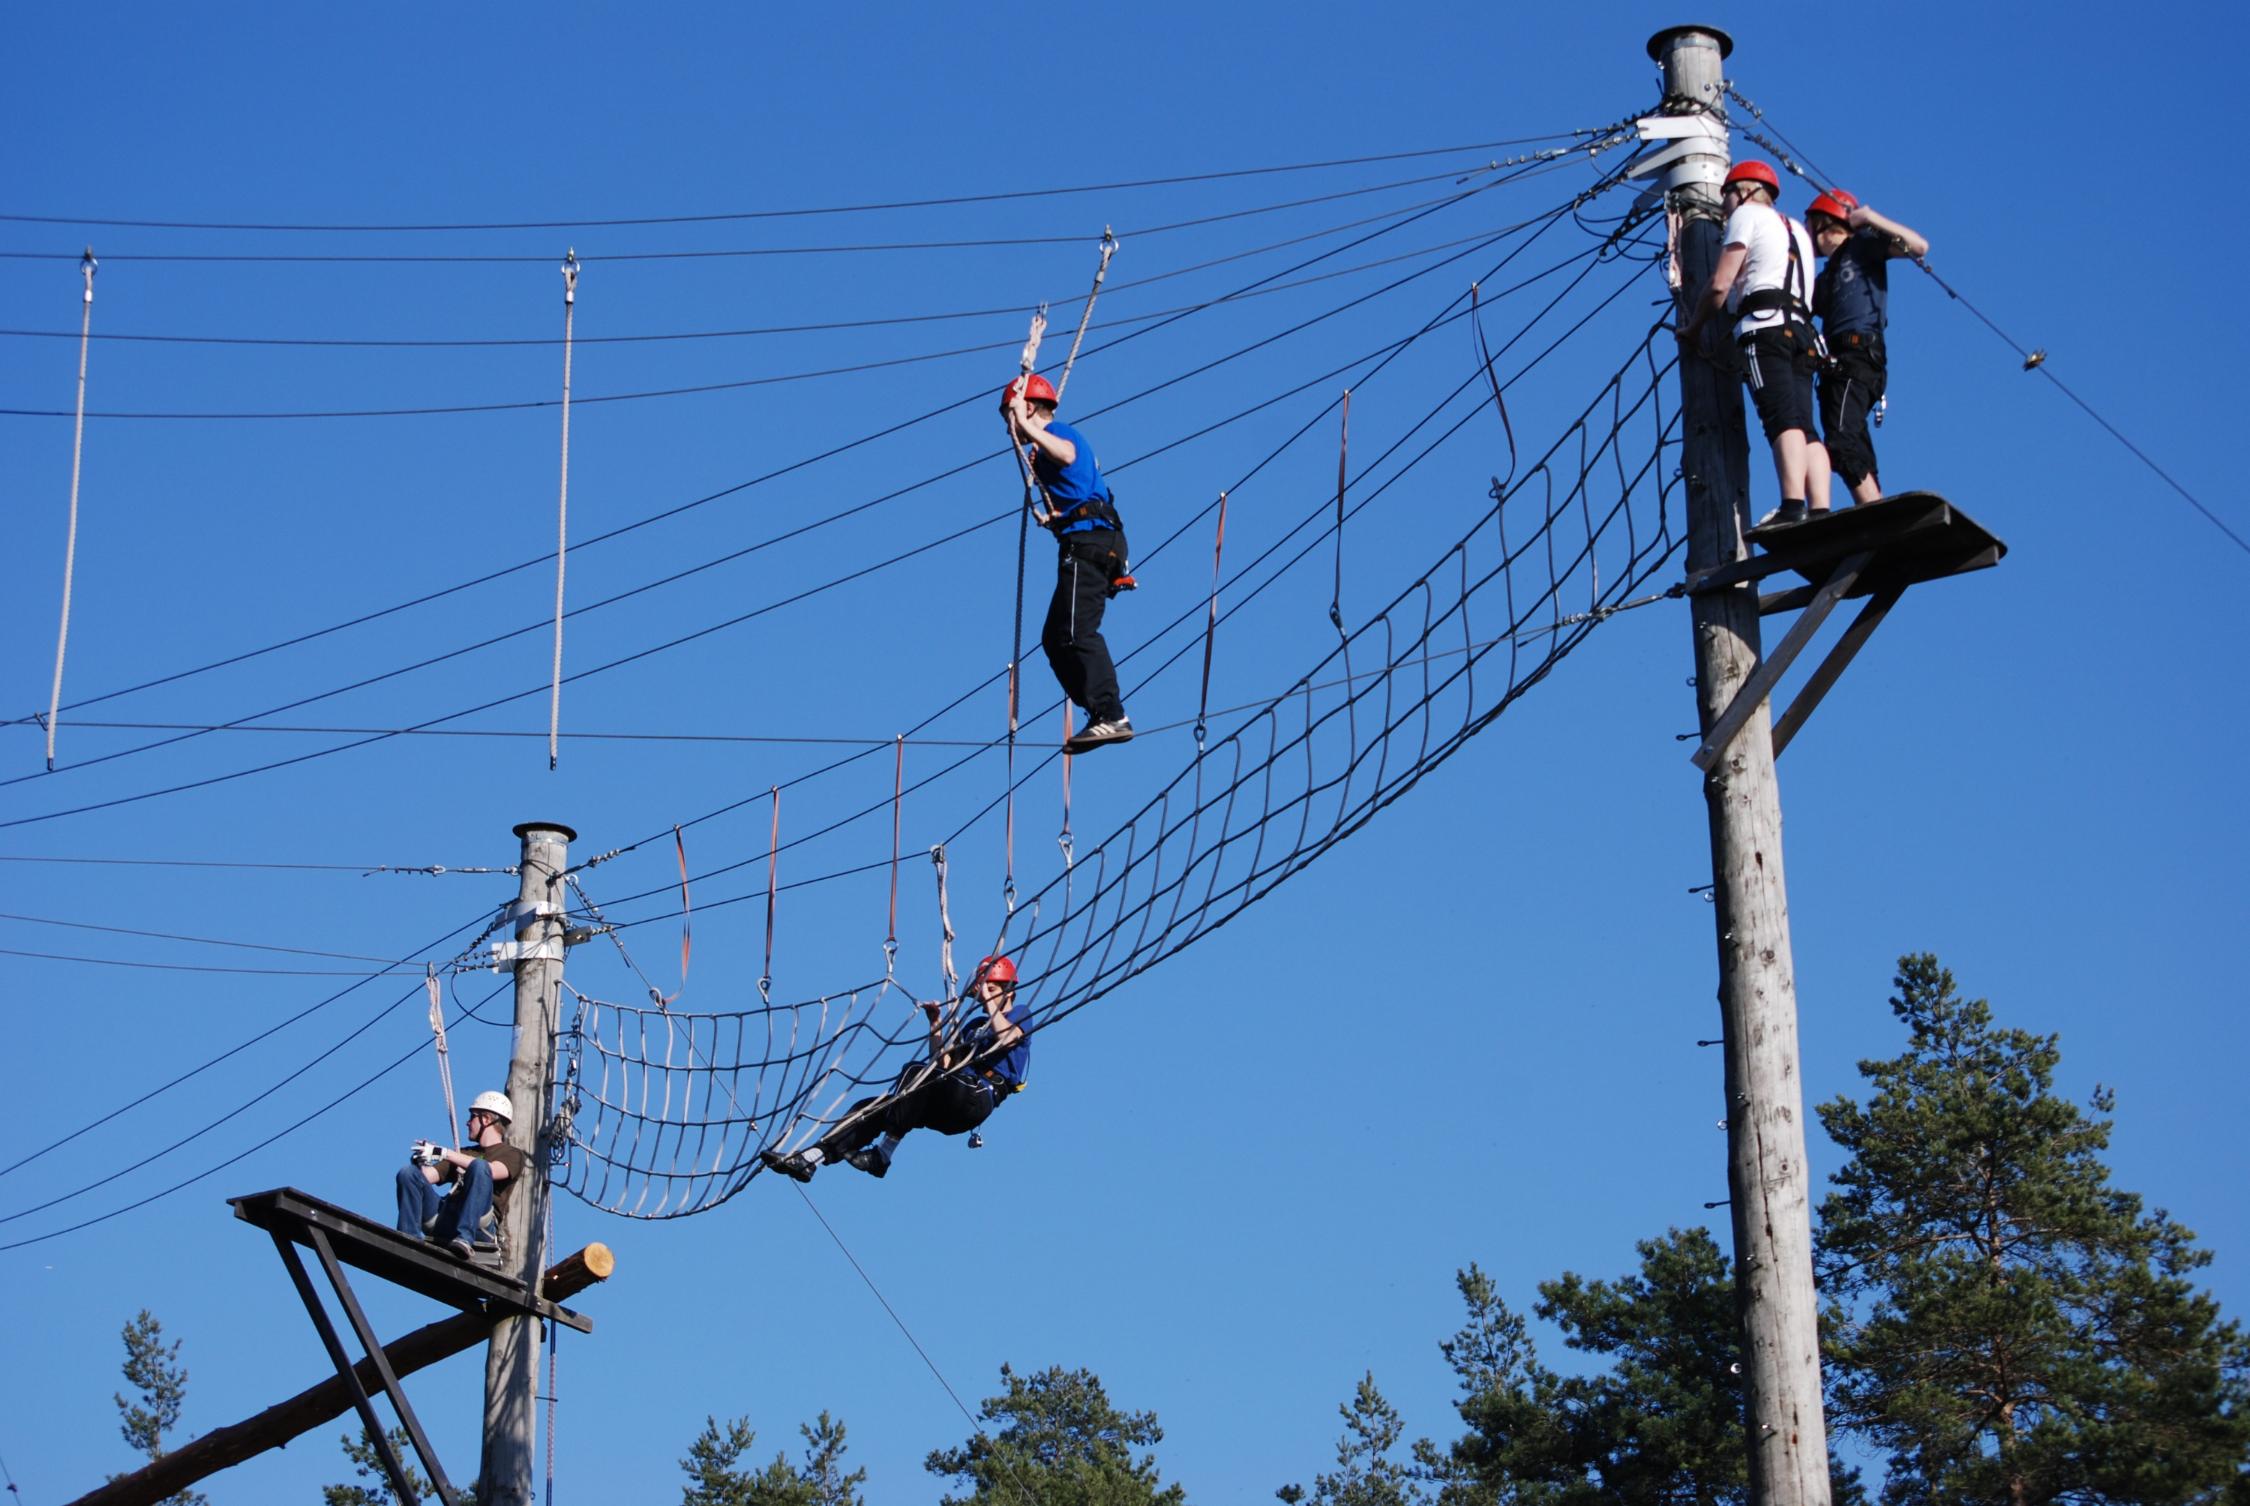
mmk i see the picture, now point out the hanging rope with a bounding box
[1329,388,1350,636]
[1472,281,1519,493]
[1052,227,1119,403]
[758,785,779,1004]
[548,249,579,771]
[1058,702,1076,870]
[424,965,458,1136]
[881,736,905,984]
[930,843,958,1005]
[45,248,96,773]
[656,826,691,1007]
[1194,491,1232,750]
[1003,306,1049,912]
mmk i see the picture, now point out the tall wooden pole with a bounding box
[481,821,574,1505]
[1649,24,1834,1504]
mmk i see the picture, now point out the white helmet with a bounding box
[470,1090,515,1123]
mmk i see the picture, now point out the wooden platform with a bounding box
[231,1187,591,1332]
[1685,491,2006,770]
[1714,490,2006,612]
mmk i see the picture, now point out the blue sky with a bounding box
[2,2,2245,1501]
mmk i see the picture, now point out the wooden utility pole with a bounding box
[481,821,574,1505]
[1648,24,1835,1504]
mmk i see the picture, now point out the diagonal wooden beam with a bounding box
[64,1245,611,1506]
[1690,551,1873,771]
[1771,585,1904,759]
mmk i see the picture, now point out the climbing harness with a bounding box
[45,248,96,773]
[548,250,579,772]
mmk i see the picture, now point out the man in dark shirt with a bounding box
[762,955,1031,1183]
[1808,190,1930,505]
[1004,374,1134,753]
[395,1088,525,1259]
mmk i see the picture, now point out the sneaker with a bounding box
[1754,500,1809,529]
[760,1147,815,1183]
[846,1146,890,1179]
[1065,717,1134,753]
[447,1237,474,1261]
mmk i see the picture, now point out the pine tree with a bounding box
[678,1415,814,1506]
[925,1363,1185,1506]
[795,1412,865,1506]
[1278,1372,1427,1506]
[1429,1242,1866,1505]
[322,1426,475,1506]
[112,1310,206,1506]
[1816,953,2250,1505]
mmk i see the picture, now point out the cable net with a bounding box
[552,321,1683,1218]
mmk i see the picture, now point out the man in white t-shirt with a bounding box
[1680,160,1833,529]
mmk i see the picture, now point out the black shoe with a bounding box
[846,1146,890,1179]
[1755,500,1809,529]
[760,1147,815,1183]
[1066,717,1134,753]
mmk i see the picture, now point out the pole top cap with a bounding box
[1646,25,1734,61]
[513,821,579,843]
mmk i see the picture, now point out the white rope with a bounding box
[46,249,96,773]
[930,843,959,1005]
[425,966,459,1138]
[548,250,579,771]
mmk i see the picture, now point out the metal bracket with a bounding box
[1626,113,1727,193]
[487,938,565,969]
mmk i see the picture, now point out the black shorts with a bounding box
[1738,323,1820,441]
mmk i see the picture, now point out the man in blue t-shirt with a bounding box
[1004,373,1134,753]
[1808,189,1929,506]
[761,954,1031,1183]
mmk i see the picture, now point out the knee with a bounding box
[397,1164,426,1191]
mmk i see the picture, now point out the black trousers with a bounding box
[1818,335,1887,489]
[825,1060,996,1159]
[1041,527,1128,723]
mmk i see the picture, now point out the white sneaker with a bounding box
[1066,718,1134,753]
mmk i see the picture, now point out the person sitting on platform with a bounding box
[1004,375,1135,754]
[1807,189,1930,506]
[762,955,1031,1183]
[1680,160,1833,530]
[395,1089,523,1259]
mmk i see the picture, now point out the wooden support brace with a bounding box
[68,1245,612,1506]
[1771,584,1904,758]
[1690,550,1873,771]
[269,1231,427,1506]
[305,1224,460,1506]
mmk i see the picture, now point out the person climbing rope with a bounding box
[1806,188,1929,506]
[1006,375,1136,752]
[1679,159,1834,530]
[394,1088,522,1260]
[761,954,1031,1182]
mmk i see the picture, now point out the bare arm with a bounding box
[1850,205,1929,260]
[1680,242,1749,341]
[1005,397,1078,466]
[441,1145,509,1182]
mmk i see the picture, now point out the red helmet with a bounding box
[1000,373,1057,411]
[1723,160,1781,199]
[975,954,1018,987]
[1807,188,1859,225]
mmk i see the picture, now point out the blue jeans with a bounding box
[394,1159,494,1243]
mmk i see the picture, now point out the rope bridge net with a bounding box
[552,321,1683,1219]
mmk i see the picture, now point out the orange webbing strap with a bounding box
[655,825,690,1007]
[1194,490,1231,749]
[758,787,779,1003]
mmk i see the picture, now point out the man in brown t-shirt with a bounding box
[396,1089,526,1259]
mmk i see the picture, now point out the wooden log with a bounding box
[64,1243,612,1506]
